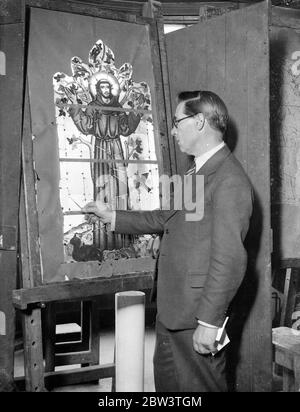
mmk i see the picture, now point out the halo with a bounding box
[89,72,120,97]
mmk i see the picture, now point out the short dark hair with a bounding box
[178,90,228,135]
[96,80,111,92]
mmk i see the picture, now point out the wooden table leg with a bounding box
[22,307,46,392]
[282,366,295,392]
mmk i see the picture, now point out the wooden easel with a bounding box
[15,90,154,391]
[12,0,169,392]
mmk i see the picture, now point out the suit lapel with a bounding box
[196,144,231,176]
[163,145,231,223]
[196,144,231,187]
[196,144,231,178]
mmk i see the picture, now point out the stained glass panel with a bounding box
[28,9,162,279]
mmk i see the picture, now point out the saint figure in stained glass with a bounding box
[54,39,152,251]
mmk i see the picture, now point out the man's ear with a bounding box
[194,113,205,131]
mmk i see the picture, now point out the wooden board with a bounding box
[165,1,272,392]
[53,257,155,281]
[13,272,154,310]
[240,3,272,392]
[270,24,300,260]
[0,22,24,391]
[15,363,115,391]
[19,90,46,391]
[26,0,139,23]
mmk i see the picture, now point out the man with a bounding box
[68,72,142,249]
[83,90,253,392]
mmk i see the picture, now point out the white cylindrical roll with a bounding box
[115,291,145,392]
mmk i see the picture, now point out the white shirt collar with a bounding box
[194,142,225,172]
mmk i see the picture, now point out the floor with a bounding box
[14,323,283,392]
[14,324,156,392]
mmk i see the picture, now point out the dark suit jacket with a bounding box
[115,145,253,330]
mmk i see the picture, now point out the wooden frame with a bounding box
[13,273,153,310]
[3,0,173,391]
[24,0,173,278]
[26,0,174,283]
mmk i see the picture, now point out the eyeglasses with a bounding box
[172,114,195,129]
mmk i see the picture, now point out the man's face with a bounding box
[171,102,198,155]
[98,82,111,98]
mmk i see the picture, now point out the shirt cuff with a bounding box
[197,320,218,329]
[110,210,116,231]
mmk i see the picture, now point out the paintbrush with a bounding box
[69,197,85,213]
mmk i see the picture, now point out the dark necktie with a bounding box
[186,160,196,175]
